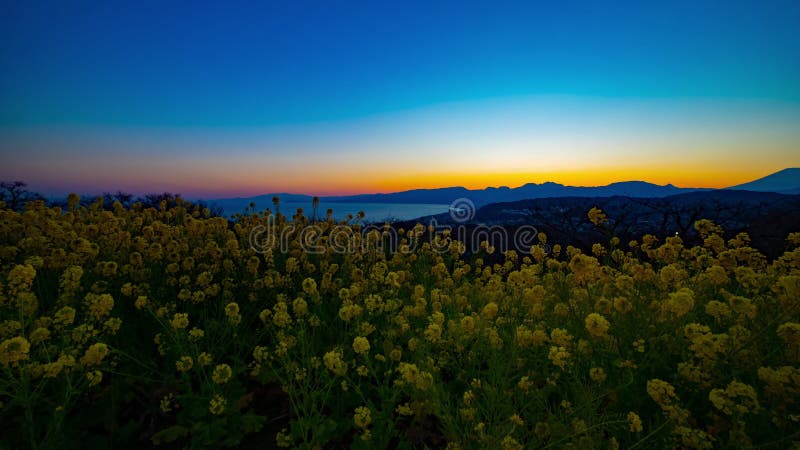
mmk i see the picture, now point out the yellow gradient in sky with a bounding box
[1,96,798,197]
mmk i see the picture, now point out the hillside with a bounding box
[406,190,800,259]
[729,168,800,193]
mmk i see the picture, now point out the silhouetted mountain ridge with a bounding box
[210,168,799,215]
[211,180,705,214]
[729,168,800,193]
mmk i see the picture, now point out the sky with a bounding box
[1,0,799,198]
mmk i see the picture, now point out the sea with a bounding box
[217,200,449,223]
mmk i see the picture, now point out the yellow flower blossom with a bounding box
[709,380,760,416]
[170,313,189,330]
[86,370,103,386]
[301,277,318,296]
[481,302,498,319]
[292,297,308,317]
[208,395,226,415]
[197,352,213,366]
[589,367,607,383]
[80,343,109,367]
[352,336,370,354]
[585,313,610,338]
[53,306,76,327]
[175,356,193,372]
[664,288,695,318]
[588,207,608,226]
[212,363,232,384]
[501,436,523,450]
[160,393,176,413]
[8,264,37,293]
[627,412,643,432]
[397,362,433,390]
[29,327,50,344]
[396,403,413,416]
[548,345,570,369]
[353,406,371,429]
[188,327,204,340]
[0,336,30,366]
[225,302,240,318]
[323,350,347,376]
[86,293,114,321]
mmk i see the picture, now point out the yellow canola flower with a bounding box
[253,346,268,363]
[29,327,50,344]
[188,327,204,340]
[397,362,433,390]
[548,346,570,370]
[647,379,678,407]
[0,336,31,366]
[197,352,213,366]
[589,367,607,383]
[324,350,347,376]
[80,343,109,367]
[588,207,608,226]
[665,288,695,318]
[175,356,193,372]
[209,395,227,415]
[585,313,610,338]
[292,297,308,317]
[86,370,103,386]
[550,328,572,347]
[53,306,76,327]
[160,394,175,413]
[777,322,800,348]
[709,380,760,416]
[8,264,37,293]
[396,403,413,416]
[627,412,643,433]
[224,302,240,318]
[170,313,189,330]
[481,302,498,319]
[87,294,114,321]
[212,363,233,384]
[352,336,370,354]
[302,277,318,295]
[353,406,372,429]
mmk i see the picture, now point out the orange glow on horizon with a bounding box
[7,147,793,198]
[185,166,783,198]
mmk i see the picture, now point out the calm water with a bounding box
[219,200,449,222]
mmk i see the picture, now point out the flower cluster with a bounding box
[0,200,798,449]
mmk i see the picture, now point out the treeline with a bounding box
[0,181,223,217]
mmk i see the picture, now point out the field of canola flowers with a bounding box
[1,195,799,449]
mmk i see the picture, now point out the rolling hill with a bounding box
[728,168,800,194]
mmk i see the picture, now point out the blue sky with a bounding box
[1,0,799,196]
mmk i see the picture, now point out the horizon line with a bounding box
[25,168,798,201]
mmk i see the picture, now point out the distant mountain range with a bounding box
[728,168,800,194]
[209,168,800,215]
